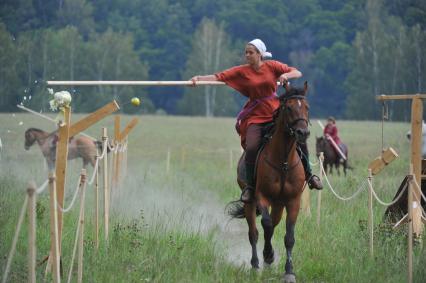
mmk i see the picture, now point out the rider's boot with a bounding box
[240,163,256,203]
[299,144,323,190]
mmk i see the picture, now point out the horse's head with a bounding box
[278,81,310,143]
[24,128,39,150]
[315,136,327,157]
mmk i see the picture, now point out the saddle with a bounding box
[237,122,276,184]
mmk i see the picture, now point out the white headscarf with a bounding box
[248,39,272,58]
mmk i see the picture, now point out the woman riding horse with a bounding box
[191,38,322,203]
[228,83,311,281]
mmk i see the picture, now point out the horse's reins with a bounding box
[264,94,308,195]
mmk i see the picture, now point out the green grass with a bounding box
[1,113,426,282]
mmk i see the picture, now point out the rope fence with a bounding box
[1,126,132,283]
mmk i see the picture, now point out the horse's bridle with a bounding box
[280,95,310,137]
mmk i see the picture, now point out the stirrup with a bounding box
[307,175,323,190]
[240,186,255,203]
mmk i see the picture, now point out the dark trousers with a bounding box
[244,123,264,165]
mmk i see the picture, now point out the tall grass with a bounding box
[1,113,425,282]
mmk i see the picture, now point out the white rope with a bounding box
[57,175,82,213]
[98,139,108,160]
[369,180,408,206]
[2,195,28,283]
[36,179,49,194]
[88,158,100,185]
[320,159,367,201]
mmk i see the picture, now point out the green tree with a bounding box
[0,23,20,111]
[178,18,239,117]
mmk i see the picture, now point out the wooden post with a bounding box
[77,169,87,283]
[166,148,171,174]
[27,182,36,283]
[48,173,61,283]
[55,106,71,255]
[411,97,423,236]
[367,169,374,257]
[317,152,324,227]
[301,186,311,216]
[102,128,109,242]
[95,153,99,250]
[112,115,121,191]
[408,164,414,283]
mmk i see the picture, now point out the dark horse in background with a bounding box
[24,128,103,170]
[228,82,311,283]
[316,136,350,176]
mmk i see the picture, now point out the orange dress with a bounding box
[215,60,296,146]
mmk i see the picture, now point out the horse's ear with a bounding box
[304,81,308,95]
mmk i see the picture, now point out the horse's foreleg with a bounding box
[283,202,299,280]
[260,205,274,265]
[244,203,259,269]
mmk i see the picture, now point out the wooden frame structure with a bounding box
[53,101,119,263]
[376,94,425,236]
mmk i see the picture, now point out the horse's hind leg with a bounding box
[260,205,274,265]
[244,203,259,268]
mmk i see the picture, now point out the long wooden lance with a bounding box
[317,120,347,160]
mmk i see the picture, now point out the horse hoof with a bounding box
[251,259,259,269]
[263,249,274,265]
[283,273,296,283]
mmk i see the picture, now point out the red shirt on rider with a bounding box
[324,116,341,145]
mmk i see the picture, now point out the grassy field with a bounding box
[1,113,425,282]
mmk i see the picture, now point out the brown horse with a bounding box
[228,82,310,283]
[315,136,350,176]
[24,128,102,170]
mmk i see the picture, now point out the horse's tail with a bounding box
[225,200,261,219]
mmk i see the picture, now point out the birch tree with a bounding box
[178,18,239,116]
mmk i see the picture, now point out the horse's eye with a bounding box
[287,106,292,112]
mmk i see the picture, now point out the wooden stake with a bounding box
[95,154,99,250]
[408,164,414,283]
[317,152,324,227]
[102,128,109,242]
[411,97,423,236]
[55,106,71,256]
[48,173,61,283]
[77,169,87,283]
[27,182,37,283]
[367,169,374,257]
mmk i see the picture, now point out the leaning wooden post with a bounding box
[317,152,324,227]
[77,169,87,283]
[102,128,110,242]
[27,182,36,283]
[55,106,71,255]
[367,169,374,257]
[408,164,414,283]
[48,173,61,283]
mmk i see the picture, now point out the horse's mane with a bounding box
[26,128,46,133]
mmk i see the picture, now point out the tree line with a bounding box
[0,0,425,119]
